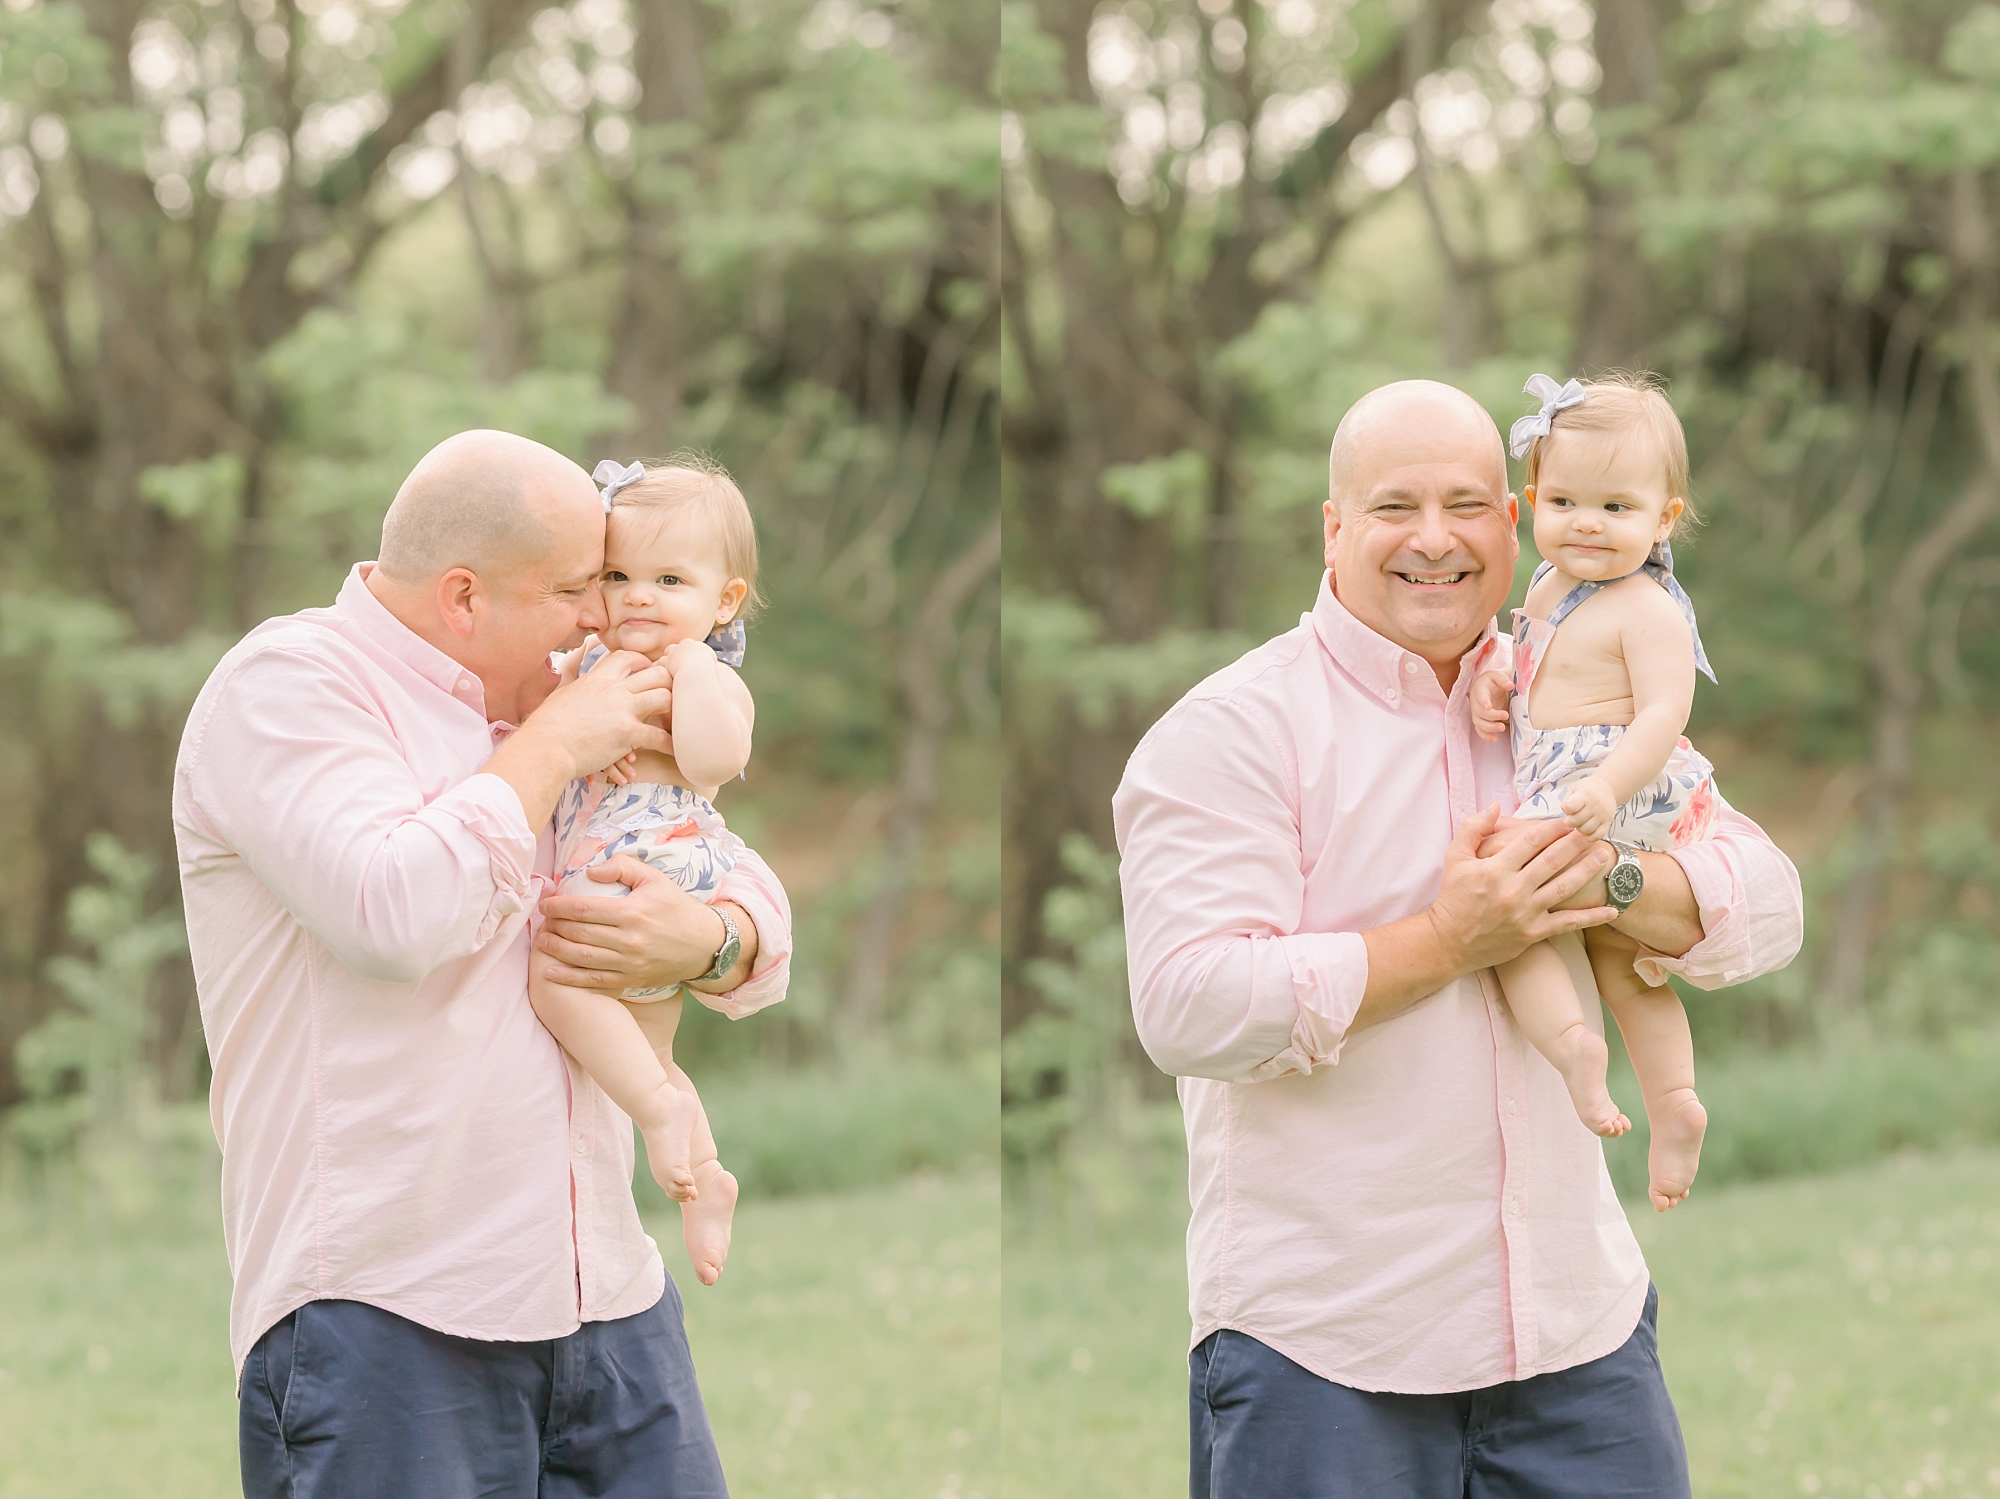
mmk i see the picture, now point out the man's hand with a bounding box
[485,651,674,829]
[1429,804,1619,969]
[1355,805,1618,1031]
[1470,669,1513,742]
[536,858,757,992]
[1561,775,1619,839]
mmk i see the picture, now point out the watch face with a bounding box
[1607,859,1645,907]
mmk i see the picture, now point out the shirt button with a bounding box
[1506,1098,1518,1116]
[1404,659,1422,674]
[458,677,474,693]
[574,1137,588,1156]
[1385,688,1398,703]
[1507,1197,1521,1217]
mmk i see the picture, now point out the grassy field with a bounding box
[1003,1149,2000,1499]
[0,1170,998,1499]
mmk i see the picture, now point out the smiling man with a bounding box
[1113,381,1802,1497]
[175,430,790,1497]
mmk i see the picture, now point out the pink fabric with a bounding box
[1112,575,1803,1394]
[174,565,792,1377]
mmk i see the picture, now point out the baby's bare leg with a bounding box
[1496,940,1631,1138]
[1588,929,1706,1212]
[621,996,701,1200]
[530,970,697,1200]
[626,999,737,1285]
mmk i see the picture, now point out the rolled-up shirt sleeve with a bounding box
[1113,696,1368,1084]
[1637,801,1804,989]
[692,837,793,1020]
[182,647,538,985]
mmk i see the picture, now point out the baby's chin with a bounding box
[1550,543,1648,580]
[602,621,683,660]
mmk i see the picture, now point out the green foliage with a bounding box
[632,1058,998,1211]
[9,836,187,1168]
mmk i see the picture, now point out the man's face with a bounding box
[1323,413,1518,677]
[472,492,607,724]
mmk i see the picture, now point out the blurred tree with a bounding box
[0,0,999,1110]
[1000,0,2000,1149]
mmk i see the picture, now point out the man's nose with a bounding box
[578,583,607,633]
[1411,503,1457,557]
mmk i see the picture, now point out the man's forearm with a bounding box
[483,724,574,832]
[686,902,757,994]
[1561,848,1703,958]
[1355,911,1467,1032]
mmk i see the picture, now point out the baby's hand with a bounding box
[663,637,718,679]
[1470,669,1513,742]
[1561,776,1620,838]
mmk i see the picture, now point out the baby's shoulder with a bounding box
[1598,572,1688,626]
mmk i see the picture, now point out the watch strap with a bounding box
[696,907,740,985]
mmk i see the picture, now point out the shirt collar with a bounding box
[1307,571,1500,708]
[336,563,494,720]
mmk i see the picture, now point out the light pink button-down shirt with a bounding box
[174,565,792,1377]
[1113,576,1802,1394]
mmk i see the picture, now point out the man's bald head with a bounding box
[1327,380,1506,514]
[377,430,596,584]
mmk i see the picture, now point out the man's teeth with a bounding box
[1400,573,1465,585]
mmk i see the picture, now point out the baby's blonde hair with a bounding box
[608,451,763,620]
[1521,371,1699,537]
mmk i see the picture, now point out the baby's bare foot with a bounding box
[641,1089,701,1203]
[1548,1026,1631,1138]
[1648,1092,1707,1212]
[682,1161,738,1286]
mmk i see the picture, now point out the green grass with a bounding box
[0,1171,998,1499]
[1002,1149,2000,1499]
[1602,1028,2000,1200]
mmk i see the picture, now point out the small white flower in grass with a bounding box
[86,1345,110,1373]
[1069,1347,1092,1373]
[1798,1476,1820,1495]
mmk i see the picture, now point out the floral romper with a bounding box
[550,646,740,1000]
[1509,545,1722,853]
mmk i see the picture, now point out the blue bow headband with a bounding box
[592,457,747,667]
[1508,373,1587,460]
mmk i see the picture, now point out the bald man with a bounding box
[1114,382,1802,1497]
[175,430,790,1497]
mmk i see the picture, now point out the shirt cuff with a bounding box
[1637,840,1751,989]
[689,852,794,1020]
[1244,931,1369,1082]
[437,773,539,947]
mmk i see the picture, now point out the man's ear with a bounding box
[1322,498,1341,568]
[716,578,749,626]
[435,567,480,639]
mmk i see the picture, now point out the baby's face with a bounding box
[1527,430,1685,582]
[598,509,740,659]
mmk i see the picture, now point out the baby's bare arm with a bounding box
[1588,587,1696,807]
[662,641,755,788]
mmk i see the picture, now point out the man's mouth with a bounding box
[1395,572,1467,586]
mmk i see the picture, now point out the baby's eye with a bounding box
[656,574,682,587]
[1604,502,1630,513]
[604,570,628,583]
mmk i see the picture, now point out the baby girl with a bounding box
[532,454,759,1285]
[1470,373,1719,1212]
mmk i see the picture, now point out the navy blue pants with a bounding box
[239,1287,727,1498]
[1190,1285,1690,1499]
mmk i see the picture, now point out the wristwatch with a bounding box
[694,907,741,985]
[1604,841,1645,914]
